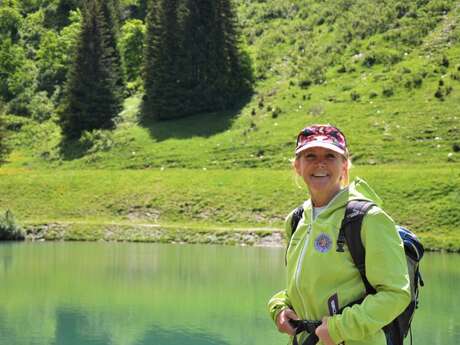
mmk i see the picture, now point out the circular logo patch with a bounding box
[314,233,332,253]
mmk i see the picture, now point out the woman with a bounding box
[268,124,410,345]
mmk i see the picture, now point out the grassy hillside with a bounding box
[3,0,460,169]
[1,0,460,249]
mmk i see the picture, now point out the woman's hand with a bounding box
[315,317,336,345]
[275,308,299,336]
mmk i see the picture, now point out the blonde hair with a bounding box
[341,157,352,187]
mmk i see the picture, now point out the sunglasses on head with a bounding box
[296,125,347,147]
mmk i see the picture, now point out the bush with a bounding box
[78,130,114,154]
[453,143,460,152]
[434,87,444,100]
[382,85,394,97]
[350,91,360,101]
[298,78,312,89]
[29,91,55,122]
[362,48,402,67]
[0,210,24,241]
[369,91,378,98]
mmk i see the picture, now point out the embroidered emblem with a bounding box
[314,233,332,253]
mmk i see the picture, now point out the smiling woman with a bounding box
[267,124,411,345]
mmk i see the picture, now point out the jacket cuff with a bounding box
[328,316,344,344]
[271,305,289,323]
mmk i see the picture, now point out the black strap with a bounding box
[290,206,304,237]
[289,319,321,345]
[286,205,304,265]
[337,200,376,294]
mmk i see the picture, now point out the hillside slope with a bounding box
[4,0,460,169]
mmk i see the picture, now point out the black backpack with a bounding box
[289,200,424,345]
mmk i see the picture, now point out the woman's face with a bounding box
[294,147,347,203]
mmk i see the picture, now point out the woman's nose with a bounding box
[317,158,326,167]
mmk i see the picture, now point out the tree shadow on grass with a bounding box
[58,136,91,161]
[139,93,252,142]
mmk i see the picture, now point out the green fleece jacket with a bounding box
[268,177,410,345]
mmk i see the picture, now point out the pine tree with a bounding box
[142,0,251,120]
[60,0,125,139]
[99,0,125,99]
[219,0,251,98]
[142,0,185,120]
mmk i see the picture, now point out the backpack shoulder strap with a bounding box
[337,200,376,295]
[290,205,304,238]
[285,205,304,266]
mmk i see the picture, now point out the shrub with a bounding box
[440,55,449,68]
[369,91,378,98]
[434,87,444,100]
[271,106,282,118]
[78,130,114,154]
[0,210,24,241]
[362,48,402,67]
[29,91,55,122]
[450,72,460,81]
[413,74,423,88]
[337,65,347,73]
[453,143,460,152]
[298,78,312,89]
[350,91,360,101]
[382,85,394,97]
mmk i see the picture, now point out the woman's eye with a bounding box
[326,154,336,160]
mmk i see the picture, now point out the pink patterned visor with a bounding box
[295,125,348,156]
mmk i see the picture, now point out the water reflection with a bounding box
[147,327,229,345]
[0,242,458,345]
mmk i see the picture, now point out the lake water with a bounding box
[0,242,458,345]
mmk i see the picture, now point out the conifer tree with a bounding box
[60,0,125,139]
[142,0,185,120]
[219,0,251,97]
[143,0,251,120]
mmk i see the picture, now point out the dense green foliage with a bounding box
[0,209,24,240]
[60,0,125,139]
[119,19,145,87]
[142,0,252,120]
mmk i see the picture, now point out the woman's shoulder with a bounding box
[364,204,394,222]
[284,200,311,235]
[361,203,399,244]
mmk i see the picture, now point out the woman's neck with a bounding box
[310,186,341,207]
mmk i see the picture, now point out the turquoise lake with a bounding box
[0,242,458,345]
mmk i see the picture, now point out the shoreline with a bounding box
[21,222,460,252]
[24,222,285,247]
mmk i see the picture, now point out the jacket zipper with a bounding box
[295,223,312,317]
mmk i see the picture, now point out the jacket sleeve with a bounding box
[267,209,296,323]
[328,207,411,343]
[268,289,292,322]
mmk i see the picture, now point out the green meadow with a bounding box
[1,0,460,250]
[1,164,459,250]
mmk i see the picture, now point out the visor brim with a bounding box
[295,141,347,157]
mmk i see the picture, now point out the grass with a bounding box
[1,165,459,250]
